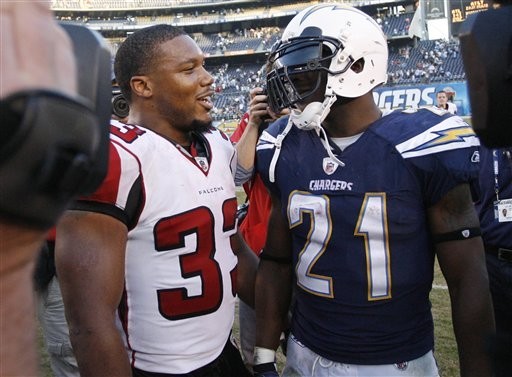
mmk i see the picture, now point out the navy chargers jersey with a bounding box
[256,108,480,364]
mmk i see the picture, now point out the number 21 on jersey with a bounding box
[288,191,391,301]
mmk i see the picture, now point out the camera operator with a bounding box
[460,0,512,147]
[1,2,110,375]
[0,3,79,375]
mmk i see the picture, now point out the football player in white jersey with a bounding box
[253,4,494,377]
[56,25,257,377]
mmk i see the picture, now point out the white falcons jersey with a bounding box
[79,120,239,374]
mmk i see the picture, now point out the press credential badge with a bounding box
[495,198,512,222]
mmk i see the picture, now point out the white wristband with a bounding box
[254,347,276,364]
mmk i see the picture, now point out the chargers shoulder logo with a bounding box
[395,117,479,159]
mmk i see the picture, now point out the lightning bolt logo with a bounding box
[406,126,476,152]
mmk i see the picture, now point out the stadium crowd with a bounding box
[51,0,468,123]
[206,35,466,124]
[388,39,463,85]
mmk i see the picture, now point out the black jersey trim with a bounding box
[72,200,129,227]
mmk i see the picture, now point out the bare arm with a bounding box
[55,211,132,377]
[255,192,294,351]
[231,232,259,308]
[428,184,494,377]
[0,223,46,376]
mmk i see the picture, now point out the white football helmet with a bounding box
[263,4,388,182]
[266,4,388,116]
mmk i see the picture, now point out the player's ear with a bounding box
[350,58,364,74]
[130,75,152,99]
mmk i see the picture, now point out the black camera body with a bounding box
[459,5,512,147]
[0,24,112,228]
[112,87,129,119]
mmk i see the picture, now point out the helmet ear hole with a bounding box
[351,58,365,74]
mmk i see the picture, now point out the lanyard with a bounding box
[493,149,500,201]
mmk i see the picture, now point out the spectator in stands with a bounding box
[435,90,457,114]
[475,146,512,377]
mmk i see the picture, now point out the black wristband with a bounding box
[432,227,481,243]
[253,362,277,373]
[260,251,292,264]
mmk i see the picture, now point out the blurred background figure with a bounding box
[474,146,512,377]
[435,90,457,114]
[34,229,80,377]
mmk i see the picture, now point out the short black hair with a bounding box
[114,24,187,103]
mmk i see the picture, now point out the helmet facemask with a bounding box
[266,27,352,114]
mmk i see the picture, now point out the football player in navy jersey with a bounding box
[252,4,494,377]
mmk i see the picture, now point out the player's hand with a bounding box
[279,329,290,356]
[247,87,270,129]
[253,362,279,377]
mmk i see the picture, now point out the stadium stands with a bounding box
[378,12,415,38]
[387,39,464,85]
[52,0,467,123]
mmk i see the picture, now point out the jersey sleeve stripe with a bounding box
[72,200,130,225]
[395,117,479,159]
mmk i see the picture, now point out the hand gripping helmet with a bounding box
[266,4,388,127]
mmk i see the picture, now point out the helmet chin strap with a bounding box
[267,89,344,183]
[290,96,335,131]
[290,93,345,168]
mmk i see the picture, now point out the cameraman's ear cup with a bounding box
[60,23,112,194]
[460,6,512,148]
[112,91,129,119]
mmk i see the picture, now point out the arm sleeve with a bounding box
[230,112,249,144]
[234,163,254,186]
[71,141,144,229]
